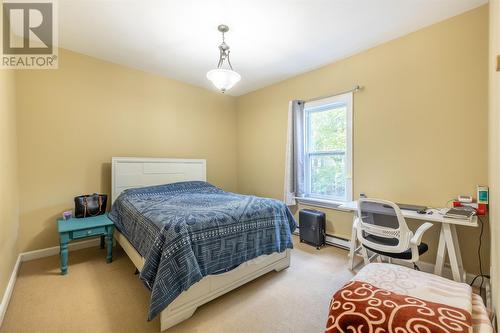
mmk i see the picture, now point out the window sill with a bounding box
[295,197,352,212]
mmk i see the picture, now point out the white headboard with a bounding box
[111,157,206,203]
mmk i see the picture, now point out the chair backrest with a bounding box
[356,198,413,253]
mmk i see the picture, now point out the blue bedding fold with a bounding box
[108,181,296,320]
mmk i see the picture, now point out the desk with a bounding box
[338,201,477,282]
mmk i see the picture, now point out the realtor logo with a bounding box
[2,0,58,69]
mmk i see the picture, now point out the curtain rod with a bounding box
[304,85,363,103]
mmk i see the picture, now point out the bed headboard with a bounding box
[111,157,206,203]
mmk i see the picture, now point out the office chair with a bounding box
[355,198,433,269]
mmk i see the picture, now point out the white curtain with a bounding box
[283,100,305,205]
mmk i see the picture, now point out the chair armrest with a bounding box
[410,222,433,245]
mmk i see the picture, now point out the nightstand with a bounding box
[57,214,114,275]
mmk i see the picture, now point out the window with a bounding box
[303,93,352,202]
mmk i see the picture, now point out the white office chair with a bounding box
[355,198,433,269]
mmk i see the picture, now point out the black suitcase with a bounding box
[299,209,326,249]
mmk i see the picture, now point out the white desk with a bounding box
[338,201,478,282]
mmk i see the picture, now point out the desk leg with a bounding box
[434,225,447,277]
[60,232,69,275]
[450,224,465,281]
[348,216,357,270]
[443,223,462,282]
[106,226,114,263]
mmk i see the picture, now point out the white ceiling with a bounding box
[58,0,487,96]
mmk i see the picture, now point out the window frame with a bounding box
[303,92,353,203]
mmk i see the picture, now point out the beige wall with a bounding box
[489,0,500,317]
[16,49,237,252]
[0,69,20,300]
[236,6,489,274]
[6,5,490,279]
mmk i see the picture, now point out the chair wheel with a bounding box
[316,247,320,250]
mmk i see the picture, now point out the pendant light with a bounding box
[206,24,241,93]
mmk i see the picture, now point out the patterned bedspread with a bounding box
[326,281,471,333]
[325,263,493,333]
[109,181,296,320]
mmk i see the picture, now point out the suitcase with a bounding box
[299,209,326,249]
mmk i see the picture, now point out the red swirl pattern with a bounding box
[325,281,472,333]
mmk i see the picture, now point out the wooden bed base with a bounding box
[114,230,291,331]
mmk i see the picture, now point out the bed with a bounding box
[109,157,296,331]
[325,263,493,333]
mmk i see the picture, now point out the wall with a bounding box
[0,69,19,301]
[488,0,500,317]
[9,4,490,277]
[16,49,237,252]
[236,6,489,274]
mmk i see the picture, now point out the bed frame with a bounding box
[111,157,292,331]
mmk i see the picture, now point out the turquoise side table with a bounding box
[57,214,114,275]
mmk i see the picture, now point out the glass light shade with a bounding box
[206,68,241,92]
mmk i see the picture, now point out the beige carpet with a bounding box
[1,236,354,333]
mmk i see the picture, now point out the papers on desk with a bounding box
[443,207,476,221]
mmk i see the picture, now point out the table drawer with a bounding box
[72,227,106,239]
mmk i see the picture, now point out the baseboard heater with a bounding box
[293,229,350,250]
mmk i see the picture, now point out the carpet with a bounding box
[0,236,354,333]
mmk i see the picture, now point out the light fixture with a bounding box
[206,24,241,93]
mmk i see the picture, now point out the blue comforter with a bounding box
[109,181,296,320]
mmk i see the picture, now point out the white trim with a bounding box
[296,197,353,211]
[0,255,21,327]
[21,238,100,261]
[303,92,353,202]
[326,235,351,249]
[0,238,101,328]
[346,92,353,202]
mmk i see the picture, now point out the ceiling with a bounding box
[57,0,487,96]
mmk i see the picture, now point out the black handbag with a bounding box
[74,193,107,218]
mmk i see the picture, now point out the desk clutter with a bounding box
[445,206,477,220]
[339,197,481,283]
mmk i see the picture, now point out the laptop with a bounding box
[396,203,427,213]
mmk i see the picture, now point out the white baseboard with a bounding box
[0,238,101,328]
[326,234,351,249]
[0,255,21,327]
[21,238,100,262]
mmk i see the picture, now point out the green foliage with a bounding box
[309,107,346,151]
[307,106,347,199]
[310,155,346,198]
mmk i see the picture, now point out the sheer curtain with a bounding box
[283,100,305,205]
